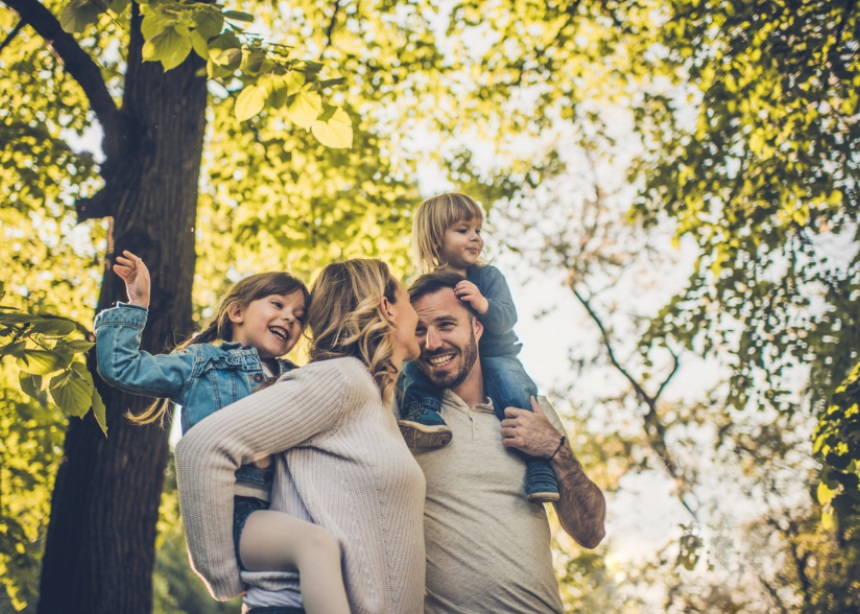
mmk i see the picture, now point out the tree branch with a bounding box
[0,18,24,55]
[324,0,342,52]
[4,0,122,158]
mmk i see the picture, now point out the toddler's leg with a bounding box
[396,360,452,448]
[482,355,559,503]
[239,510,350,614]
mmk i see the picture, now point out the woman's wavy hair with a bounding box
[412,192,485,273]
[128,272,309,426]
[307,259,401,403]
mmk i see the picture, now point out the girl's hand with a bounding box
[113,251,151,309]
[454,280,489,315]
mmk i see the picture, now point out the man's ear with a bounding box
[227,303,244,325]
[472,316,483,342]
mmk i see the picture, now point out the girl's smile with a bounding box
[230,291,306,358]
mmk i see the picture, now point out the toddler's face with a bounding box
[440,217,483,271]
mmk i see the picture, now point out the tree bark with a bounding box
[37,6,208,612]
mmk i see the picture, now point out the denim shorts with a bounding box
[233,495,269,570]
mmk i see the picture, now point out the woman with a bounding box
[175,259,426,614]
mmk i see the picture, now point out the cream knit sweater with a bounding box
[175,356,426,613]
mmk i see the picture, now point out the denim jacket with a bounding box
[94,303,297,490]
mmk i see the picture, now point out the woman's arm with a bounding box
[174,359,356,599]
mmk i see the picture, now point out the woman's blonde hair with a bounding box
[412,192,485,273]
[128,272,310,426]
[307,259,401,402]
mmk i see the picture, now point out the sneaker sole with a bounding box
[527,491,561,503]
[398,421,453,449]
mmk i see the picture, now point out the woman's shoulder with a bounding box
[289,355,373,385]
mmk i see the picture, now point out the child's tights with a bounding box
[239,510,349,614]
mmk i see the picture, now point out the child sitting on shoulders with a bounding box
[397,193,559,503]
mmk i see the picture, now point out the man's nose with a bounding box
[425,328,441,350]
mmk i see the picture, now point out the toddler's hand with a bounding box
[113,250,151,309]
[454,280,489,315]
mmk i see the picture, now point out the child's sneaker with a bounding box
[525,458,560,503]
[398,407,453,448]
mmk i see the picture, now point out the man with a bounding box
[403,271,606,613]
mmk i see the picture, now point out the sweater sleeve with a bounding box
[94,303,193,400]
[474,265,518,334]
[174,358,362,600]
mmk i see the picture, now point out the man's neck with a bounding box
[451,359,486,407]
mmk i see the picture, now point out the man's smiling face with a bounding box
[412,287,483,390]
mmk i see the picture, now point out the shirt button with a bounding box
[252,373,264,382]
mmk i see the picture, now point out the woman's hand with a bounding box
[113,250,151,309]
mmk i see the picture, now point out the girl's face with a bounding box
[439,217,483,272]
[229,291,307,359]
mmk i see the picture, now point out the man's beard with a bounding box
[421,333,479,390]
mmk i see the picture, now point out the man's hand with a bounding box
[453,280,489,315]
[501,396,606,549]
[500,396,562,457]
[113,250,151,309]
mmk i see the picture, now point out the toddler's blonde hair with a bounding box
[412,192,484,273]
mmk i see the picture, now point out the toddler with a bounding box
[398,193,560,503]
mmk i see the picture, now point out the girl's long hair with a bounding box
[412,192,485,273]
[306,259,401,403]
[128,272,310,426]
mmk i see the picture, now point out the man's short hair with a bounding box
[408,271,479,318]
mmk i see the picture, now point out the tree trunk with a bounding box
[38,7,208,612]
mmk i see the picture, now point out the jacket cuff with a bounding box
[94,302,148,330]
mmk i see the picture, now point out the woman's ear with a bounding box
[379,295,395,323]
[227,303,244,325]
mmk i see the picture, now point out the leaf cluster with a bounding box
[0,283,107,435]
[60,0,353,146]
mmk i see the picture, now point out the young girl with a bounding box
[398,193,560,503]
[94,251,349,614]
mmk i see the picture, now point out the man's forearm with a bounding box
[551,443,606,549]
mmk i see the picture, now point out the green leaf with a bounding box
[140,9,174,41]
[92,389,108,437]
[30,318,77,338]
[223,10,255,23]
[242,48,268,75]
[287,89,323,130]
[60,0,102,34]
[64,339,95,353]
[235,84,268,121]
[210,47,242,69]
[190,31,209,60]
[312,77,347,91]
[1,340,27,358]
[17,350,72,375]
[49,364,94,418]
[311,107,353,148]
[0,311,36,324]
[19,372,43,399]
[194,8,224,39]
[144,26,194,72]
